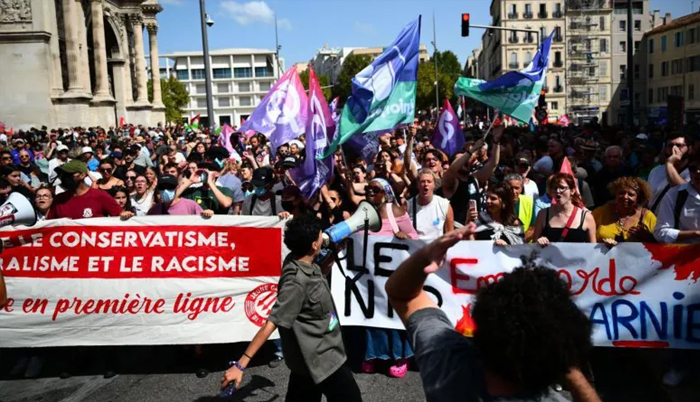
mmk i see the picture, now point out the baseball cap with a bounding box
[157,174,178,190]
[56,160,88,174]
[251,167,274,187]
[516,157,530,166]
[278,156,300,169]
[109,151,123,159]
[56,144,69,152]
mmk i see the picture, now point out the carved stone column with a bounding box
[75,0,91,93]
[147,24,164,108]
[61,0,85,95]
[90,0,111,101]
[130,14,149,105]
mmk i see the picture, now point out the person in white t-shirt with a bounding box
[407,169,454,241]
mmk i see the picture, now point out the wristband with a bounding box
[233,361,246,371]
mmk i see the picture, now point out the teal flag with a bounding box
[320,17,421,158]
[455,33,553,124]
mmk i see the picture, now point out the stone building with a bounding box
[0,0,165,130]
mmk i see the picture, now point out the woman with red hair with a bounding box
[533,173,597,245]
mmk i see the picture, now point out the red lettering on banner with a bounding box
[174,293,237,320]
[22,298,47,314]
[569,259,639,296]
[0,225,281,279]
[450,258,478,294]
[2,298,14,312]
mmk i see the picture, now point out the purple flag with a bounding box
[291,67,335,198]
[217,123,241,163]
[240,67,309,155]
[432,98,464,157]
[329,96,340,125]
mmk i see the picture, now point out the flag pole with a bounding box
[432,11,439,121]
[482,116,497,140]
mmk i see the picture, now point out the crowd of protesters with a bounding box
[1,114,699,399]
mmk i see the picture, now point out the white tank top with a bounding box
[407,195,450,241]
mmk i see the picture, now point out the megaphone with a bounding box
[0,192,37,227]
[322,200,381,247]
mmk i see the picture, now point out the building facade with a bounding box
[609,0,651,124]
[0,0,166,129]
[162,48,284,128]
[643,12,700,123]
[482,0,568,120]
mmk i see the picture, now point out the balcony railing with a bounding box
[508,62,520,69]
[543,86,550,92]
[554,85,564,93]
[554,35,563,42]
[524,35,535,43]
[554,60,564,68]
[538,11,548,18]
[553,10,563,18]
[524,61,531,68]
[509,36,519,43]
[524,12,533,19]
[508,12,518,19]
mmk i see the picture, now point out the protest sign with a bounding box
[331,235,700,349]
[0,216,285,347]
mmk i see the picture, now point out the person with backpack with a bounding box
[654,151,700,244]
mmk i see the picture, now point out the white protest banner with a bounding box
[0,216,285,347]
[330,235,700,349]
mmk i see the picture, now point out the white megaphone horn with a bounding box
[322,200,381,247]
[0,192,37,228]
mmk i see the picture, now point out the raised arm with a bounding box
[473,126,503,184]
[441,149,475,200]
[405,126,419,183]
[665,147,687,186]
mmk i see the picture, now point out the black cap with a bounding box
[157,174,178,190]
[276,156,300,169]
[251,167,274,187]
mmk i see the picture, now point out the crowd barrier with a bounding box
[2,217,699,349]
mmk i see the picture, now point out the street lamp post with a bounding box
[199,0,215,132]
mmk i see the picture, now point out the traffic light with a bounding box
[462,13,470,37]
[538,89,547,109]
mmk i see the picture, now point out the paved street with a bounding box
[0,345,694,402]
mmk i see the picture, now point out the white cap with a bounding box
[81,146,94,155]
[289,139,305,150]
[57,144,69,152]
[636,133,648,140]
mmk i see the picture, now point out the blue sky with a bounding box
[157,0,694,69]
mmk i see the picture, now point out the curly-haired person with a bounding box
[386,224,601,402]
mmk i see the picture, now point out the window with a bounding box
[540,27,546,38]
[195,84,206,94]
[191,69,206,80]
[671,85,683,96]
[634,64,639,79]
[600,16,605,30]
[217,83,229,93]
[661,36,667,51]
[212,68,231,79]
[649,38,654,53]
[588,66,596,77]
[553,51,561,65]
[620,65,626,79]
[635,92,640,108]
[259,82,272,92]
[554,26,562,39]
[219,115,231,127]
[233,67,253,78]
[620,88,629,102]
[619,20,626,32]
[689,55,700,72]
[176,70,190,80]
[238,82,251,92]
[555,75,561,87]
[675,32,684,47]
[525,3,532,15]
[539,3,547,17]
[195,98,207,108]
[634,20,641,32]
[648,63,654,78]
[690,28,697,44]
[600,38,608,53]
[599,61,607,76]
[619,41,626,52]
[662,61,669,76]
[635,41,640,52]
[255,67,273,77]
[510,52,518,67]
[690,84,696,100]
[509,3,517,16]
[600,85,608,101]
[218,97,230,107]
[551,101,558,110]
[239,96,252,106]
[523,51,532,65]
[648,88,653,103]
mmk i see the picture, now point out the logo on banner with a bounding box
[245,283,278,327]
[438,109,455,149]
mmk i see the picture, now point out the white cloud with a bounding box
[220,1,292,30]
[354,21,375,35]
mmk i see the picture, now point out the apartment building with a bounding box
[610,0,652,124]
[564,0,614,125]
[482,0,567,120]
[161,49,284,128]
[643,12,700,123]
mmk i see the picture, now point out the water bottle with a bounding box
[219,361,237,398]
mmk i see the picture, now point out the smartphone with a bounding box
[469,200,477,211]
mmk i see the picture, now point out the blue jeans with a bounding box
[274,338,283,358]
[364,328,413,361]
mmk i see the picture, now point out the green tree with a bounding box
[416,61,455,112]
[148,76,190,123]
[299,69,333,101]
[334,54,372,100]
[433,50,463,81]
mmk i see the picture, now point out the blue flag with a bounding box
[320,17,421,158]
[454,33,554,123]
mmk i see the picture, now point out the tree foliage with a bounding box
[148,77,190,123]
[334,54,372,100]
[433,50,463,81]
[298,69,332,101]
[416,59,456,112]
